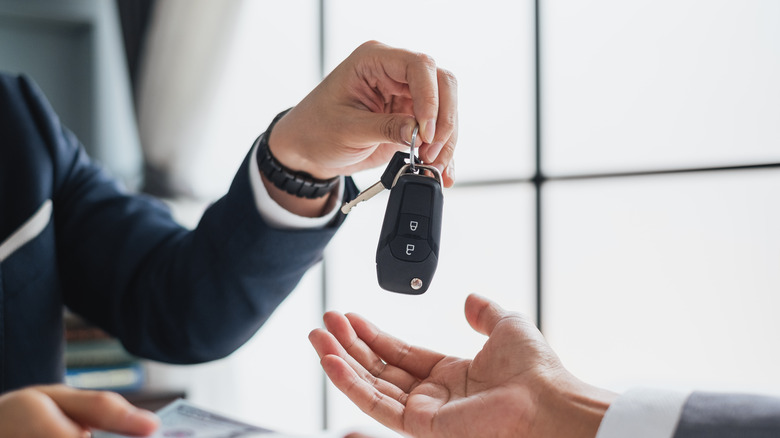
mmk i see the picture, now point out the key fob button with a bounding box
[397,214,429,239]
[389,237,431,262]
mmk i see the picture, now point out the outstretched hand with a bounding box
[270,40,458,187]
[309,294,616,438]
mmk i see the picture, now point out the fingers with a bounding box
[345,109,456,188]
[421,67,458,187]
[309,331,410,406]
[400,62,457,184]
[464,293,513,337]
[324,313,407,388]
[344,112,420,150]
[0,388,87,437]
[443,158,455,188]
[311,313,418,395]
[386,47,440,144]
[345,313,446,382]
[319,354,405,433]
[37,386,159,436]
[351,41,457,181]
[348,41,437,142]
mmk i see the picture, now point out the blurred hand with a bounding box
[310,294,616,438]
[270,40,458,188]
[0,385,159,437]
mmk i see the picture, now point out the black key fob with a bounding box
[376,165,444,294]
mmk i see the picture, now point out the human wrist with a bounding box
[259,172,339,218]
[535,372,617,438]
[267,107,339,181]
[258,109,339,199]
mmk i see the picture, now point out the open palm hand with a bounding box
[309,294,613,438]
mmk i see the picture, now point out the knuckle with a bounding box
[11,388,46,407]
[380,117,399,143]
[422,95,439,108]
[368,392,383,413]
[7,390,71,435]
[412,52,437,71]
[439,141,457,164]
[356,40,383,55]
[380,117,410,145]
[446,142,457,157]
[360,39,382,49]
[438,68,458,88]
[439,112,457,133]
[90,390,126,410]
[369,358,386,377]
[395,342,413,366]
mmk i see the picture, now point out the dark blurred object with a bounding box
[115,0,156,92]
[121,389,187,411]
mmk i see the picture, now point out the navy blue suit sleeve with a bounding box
[16,75,357,364]
[673,392,780,438]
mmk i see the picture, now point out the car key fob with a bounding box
[376,164,444,294]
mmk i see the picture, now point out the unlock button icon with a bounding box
[398,214,428,238]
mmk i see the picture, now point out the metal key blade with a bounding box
[341,151,415,215]
[341,180,387,214]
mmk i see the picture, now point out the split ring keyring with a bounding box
[409,124,419,173]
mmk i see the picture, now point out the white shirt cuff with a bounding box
[595,388,691,438]
[248,138,344,230]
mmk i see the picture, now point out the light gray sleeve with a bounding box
[673,392,780,438]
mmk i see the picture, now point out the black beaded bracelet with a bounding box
[256,109,340,199]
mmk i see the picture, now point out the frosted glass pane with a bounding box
[326,0,535,182]
[544,170,780,396]
[543,0,780,175]
[324,184,535,432]
[148,1,321,199]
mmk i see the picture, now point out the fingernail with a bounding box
[402,122,415,146]
[420,119,436,144]
[446,162,455,181]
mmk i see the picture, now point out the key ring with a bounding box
[409,124,419,173]
[391,163,442,188]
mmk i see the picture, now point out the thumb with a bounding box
[347,112,420,148]
[465,293,511,337]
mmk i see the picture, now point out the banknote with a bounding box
[92,398,344,438]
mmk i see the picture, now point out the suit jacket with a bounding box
[673,392,780,438]
[0,73,357,393]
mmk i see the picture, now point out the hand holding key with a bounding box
[265,41,457,187]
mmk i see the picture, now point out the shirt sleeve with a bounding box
[248,137,345,230]
[595,388,691,438]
